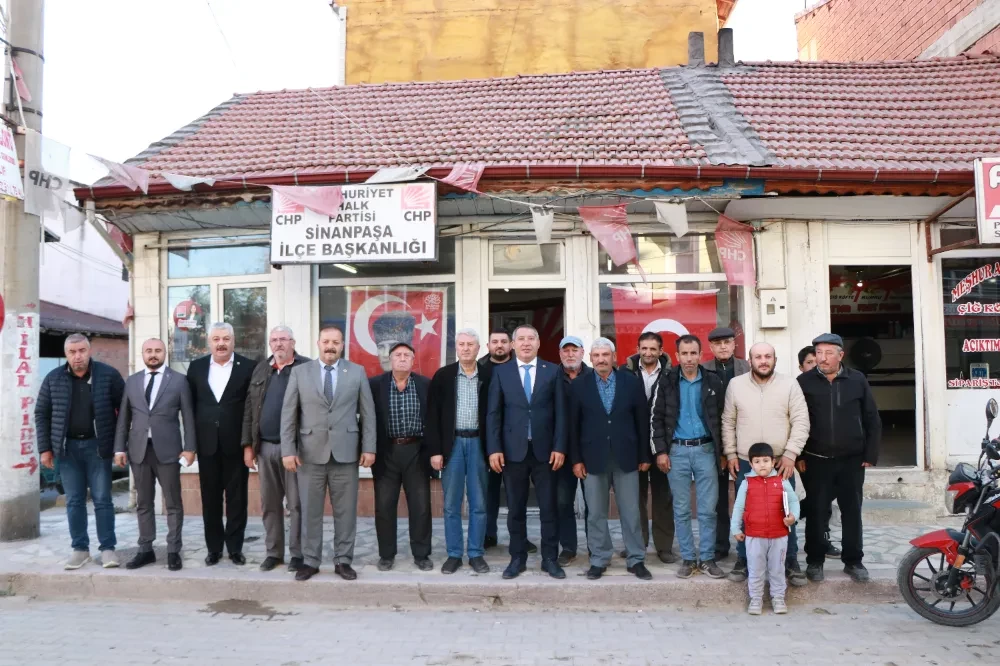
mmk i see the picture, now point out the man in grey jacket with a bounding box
[281,324,376,581]
[114,338,196,571]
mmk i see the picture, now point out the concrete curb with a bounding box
[2,567,902,610]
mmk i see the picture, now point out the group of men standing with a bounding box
[35,318,880,586]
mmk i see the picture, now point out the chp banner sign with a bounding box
[975,157,1000,244]
[0,125,24,200]
[270,182,437,264]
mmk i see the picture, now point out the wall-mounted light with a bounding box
[333,263,357,274]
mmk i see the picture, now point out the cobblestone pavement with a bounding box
[0,506,963,579]
[0,596,998,665]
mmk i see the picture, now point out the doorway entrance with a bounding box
[829,265,916,466]
[488,288,565,363]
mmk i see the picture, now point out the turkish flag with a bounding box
[605,285,719,363]
[345,287,448,377]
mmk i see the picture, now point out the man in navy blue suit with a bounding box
[487,325,567,579]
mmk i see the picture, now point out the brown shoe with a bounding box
[334,563,357,580]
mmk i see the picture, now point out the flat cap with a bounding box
[811,333,844,348]
[388,341,415,355]
[559,335,584,348]
[707,327,736,341]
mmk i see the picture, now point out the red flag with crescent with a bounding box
[606,285,718,363]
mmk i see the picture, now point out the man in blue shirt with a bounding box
[650,334,726,579]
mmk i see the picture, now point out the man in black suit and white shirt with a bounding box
[187,322,254,566]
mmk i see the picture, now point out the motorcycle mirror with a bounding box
[988,399,999,426]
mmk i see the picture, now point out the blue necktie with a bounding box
[324,365,334,403]
[522,364,532,439]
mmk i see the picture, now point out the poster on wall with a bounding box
[603,285,719,362]
[829,271,912,316]
[343,287,448,377]
[0,125,24,200]
[974,157,1000,244]
[942,258,1000,388]
[270,182,437,264]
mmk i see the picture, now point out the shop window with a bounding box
[599,234,720,276]
[943,257,1000,388]
[223,287,267,362]
[167,285,211,368]
[317,238,455,279]
[167,236,271,279]
[491,243,562,277]
[318,283,456,378]
[599,282,743,363]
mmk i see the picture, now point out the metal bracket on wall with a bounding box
[924,188,976,262]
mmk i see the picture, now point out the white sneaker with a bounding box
[64,551,92,570]
[771,597,788,614]
[748,597,763,615]
[101,550,120,568]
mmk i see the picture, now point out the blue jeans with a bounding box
[556,465,579,554]
[734,458,798,564]
[441,437,488,558]
[667,442,718,562]
[59,439,116,552]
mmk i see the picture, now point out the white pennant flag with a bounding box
[365,166,429,184]
[161,172,217,191]
[531,207,553,244]
[23,129,84,232]
[653,201,689,237]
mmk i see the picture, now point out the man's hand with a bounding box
[430,455,444,471]
[734,532,745,542]
[573,463,587,479]
[282,455,301,472]
[489,452,505,474]
[656,453,671,474]
[862,461,874,468]
[243,447,256,470]
[776,456,796,480]
[360,453,376,468]
[180,451,196,467]
[638,462,651,472]
[550,451,565,471]
[114,452,127,468]
[41,451,54,470]
[795,459,807,474]
[727,457,740,477]
[783,514,796,527]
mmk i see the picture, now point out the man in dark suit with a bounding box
[187,322,254,566]
[487,324,567,580]
[570,338,652,580]
[114,338,196,571]
[370,341,433,571]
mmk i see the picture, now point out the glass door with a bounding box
[222,284,269,362]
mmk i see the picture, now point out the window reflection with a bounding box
[599,234,721,275]
[168,285,211,371]
[224,287,267,362]
[167,237,270,278]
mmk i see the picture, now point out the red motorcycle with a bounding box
[898,399,1000,626]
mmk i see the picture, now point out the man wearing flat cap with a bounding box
[797,333,881,584]
[555,335,593,565]
[370,341,434,571]
[703,326,750,562]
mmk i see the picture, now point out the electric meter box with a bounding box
[759,289,788,328]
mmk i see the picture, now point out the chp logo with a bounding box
[976,157,1000,243]
[273,190,304,215]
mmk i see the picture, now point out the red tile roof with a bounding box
[100,55,1000,198]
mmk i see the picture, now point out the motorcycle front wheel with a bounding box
[898,546,1000,627]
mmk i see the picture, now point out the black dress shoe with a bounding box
[441,557,462,574]
[377,558,394,572]
[229,552,246,565]
[557,550,576,567]
[826,541,842,557]
[526,540,538,554]
[288,557,304,572]
[502,558,527,580]
[541,559,566,579]
[628,562,653,580]
[167,553,182,571]
[259,556,282,572]
[295,565,319,581]
[484,535,498,549]
[469,556,490,574]
[586,565,606,580]
[205,552,222,566]
[657,550,678,564]
[335,564,357,580]
[415,558,434,571]
[125,551,156,570]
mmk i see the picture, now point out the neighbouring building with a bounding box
[797,0,1000,61]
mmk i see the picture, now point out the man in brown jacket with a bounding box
[242,326,311,572]
[721,341,809,585]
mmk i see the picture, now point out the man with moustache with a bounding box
[555,335,592,566]
[281,325,377,581]
[114,338,196,571]
[721,342,809,586]
[187,323,255,565]
[242,326,311,572]
[487,325,567,579]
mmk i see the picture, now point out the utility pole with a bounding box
[0,0,44,541]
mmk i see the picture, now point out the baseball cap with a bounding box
[559,335,584,348]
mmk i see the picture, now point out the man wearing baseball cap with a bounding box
[555,335,592,565]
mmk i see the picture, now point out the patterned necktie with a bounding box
[324,365,334,402]
[145,371,158,407]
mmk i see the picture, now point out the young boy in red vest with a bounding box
[731,442,801,615]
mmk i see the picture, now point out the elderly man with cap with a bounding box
[797,333,881,583]
[703,326,750,562]
[555,335,593,565]
[369,341,434,571]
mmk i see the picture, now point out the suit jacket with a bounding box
[280,358,376,465]
[369,371,431,477]
[187,354,254,458]
[426,361,493,464]
[702,358,750,377]
[568,369,650,475]
[486,357,566,463]
[114,367,197,464]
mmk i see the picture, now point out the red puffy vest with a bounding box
[742,473,789,539]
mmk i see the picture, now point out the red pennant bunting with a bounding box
[714,214,755,286]
[439,163,484,193]
[107,223,134,255]
[579,204,637,267]
[11,58,32,102]
[271,185,344,217]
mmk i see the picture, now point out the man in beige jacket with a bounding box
[722,342,810,586]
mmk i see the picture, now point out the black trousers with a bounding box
[374,442,432,560]
[198,450,249,555]
[802,454,865,566]
[504,456,558,561]
[715,468,732,557]
[639,468,675,553]
[486,469,503,539]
